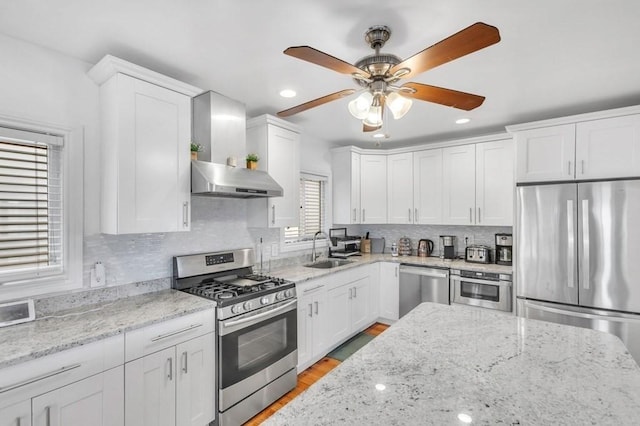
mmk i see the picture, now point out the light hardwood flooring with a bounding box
[244,322,390,425]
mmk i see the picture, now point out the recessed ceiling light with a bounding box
[279,89,296,98]
[456,118,471,124]
[372,132,389,139]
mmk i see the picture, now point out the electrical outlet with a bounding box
[90,262,105,287]
[463,235,474,246]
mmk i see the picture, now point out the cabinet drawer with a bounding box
[0,335,124,408]
[125,309,214,362]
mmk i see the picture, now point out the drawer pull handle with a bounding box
[303,285,323,293]
[0,363,81,394]
[151,323,203,342]
[168,357,173,381]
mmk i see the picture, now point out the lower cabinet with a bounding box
[2,400,31,426]
[378,262,400,323]
[325,270,372,349]
[32,366,124,426]
[297,280,328,372]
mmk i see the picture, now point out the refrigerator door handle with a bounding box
[523,300,640,324]
[582,199,590,290]
[567,199,575,289]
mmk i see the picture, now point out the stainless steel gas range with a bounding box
[173,248,297,426]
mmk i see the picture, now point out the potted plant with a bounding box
[190,142,203,160]
[246,153,259,170]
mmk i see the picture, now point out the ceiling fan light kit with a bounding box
[278,22,501,136]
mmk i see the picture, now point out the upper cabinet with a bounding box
[360,155,387,224]
[413,149,443,224]
[442,144,477,225]
[332,151,361,224]
[387,153,413,224]
[89,55,201,234]
[475,139,514,226]
[246,115,301,228]
[509,107,640,183]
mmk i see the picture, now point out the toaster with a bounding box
[465,245,491,264]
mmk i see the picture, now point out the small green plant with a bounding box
[190,142,203,152]
[246,153,259,162]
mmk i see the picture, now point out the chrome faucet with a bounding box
[311,231,328,262]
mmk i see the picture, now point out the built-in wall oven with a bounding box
[173,248,297,426]
[450,269,512,312]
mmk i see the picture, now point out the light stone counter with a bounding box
[271,253,511,285]
[0,290,215,369]
[264,302,640,425]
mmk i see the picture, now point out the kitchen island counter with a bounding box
[263,302,640,425]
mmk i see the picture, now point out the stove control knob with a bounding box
[231,304,242,314]
[243,301,253,310]
[275,291,284,300]
[284,289,294,298]
[260,296,270,305]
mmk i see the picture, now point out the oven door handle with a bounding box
[222,299,297,328]
[450,275,512,287]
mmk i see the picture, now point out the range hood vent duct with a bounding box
[191,91,283,198]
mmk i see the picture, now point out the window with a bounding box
[284,173,327,244]
[0,122,82,300]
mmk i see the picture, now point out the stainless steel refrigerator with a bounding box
[516,179,640,364]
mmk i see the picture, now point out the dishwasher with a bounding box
[398,264,450,318]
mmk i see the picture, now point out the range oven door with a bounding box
[451,274,512,312]
[218,299,297,411]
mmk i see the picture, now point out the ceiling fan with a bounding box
[277,22,501,132]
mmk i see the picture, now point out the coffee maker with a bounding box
[495,233,513,265]
[439,235,456,260]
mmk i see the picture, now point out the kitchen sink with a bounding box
[304,259,354,269]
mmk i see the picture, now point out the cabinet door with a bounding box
[267,125,300,228]
[1,400,30,426]
[514,124,575,182]
[413,149,443,224]
[125,347,176,426]
[476,139,514,226]
[175,334,215,426]
[360,155,387,223]
[350,152,361,223]
[387,153,414,224]
[311,288,328,358]
[576,115,640,179]
[111,74,191,234]
[33,366,124,426]
[442,144,476,225]
[331,151,360,224]
[296,291,315,370]
[379,263,400,322]
[349,277,371,332]
[325,283,351,345]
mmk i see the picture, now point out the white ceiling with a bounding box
[2,0,640,148]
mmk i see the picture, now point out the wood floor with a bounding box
[244,322,389,425]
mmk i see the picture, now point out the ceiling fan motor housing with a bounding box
[365,25,391,49]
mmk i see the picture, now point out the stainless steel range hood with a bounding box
[191,91,283,198]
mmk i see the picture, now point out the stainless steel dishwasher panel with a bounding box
[399,265,450,318]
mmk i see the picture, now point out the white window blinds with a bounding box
[0,128,63,276]
[284,174,326,243]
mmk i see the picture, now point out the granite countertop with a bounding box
[271,253,512,285]
[0,290,215,369]
[264,303,640,425]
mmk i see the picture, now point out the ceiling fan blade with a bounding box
[401,82,485,111]
[363,123,382,132]
[284,46,368,77]
[390,22,500,79]
[277,89,356,117]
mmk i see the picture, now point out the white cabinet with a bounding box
[387,153,414,224]
[32,366,124,426]
[325,272,372,346]
[332,151,361,224]
[296,280,328,371]
[378,262,400,323]
[413,149,443,224]
[247,115,301,228]
[513,112,640,183]
[0,336,124,426]
[576,114,640,179]
[88,55,200,234]
[124,310,215,426]
[475,139,514,226]
[442,144,476,225]
[360,155,387,224]
[1,400,30,426]
[514,124,576,182]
